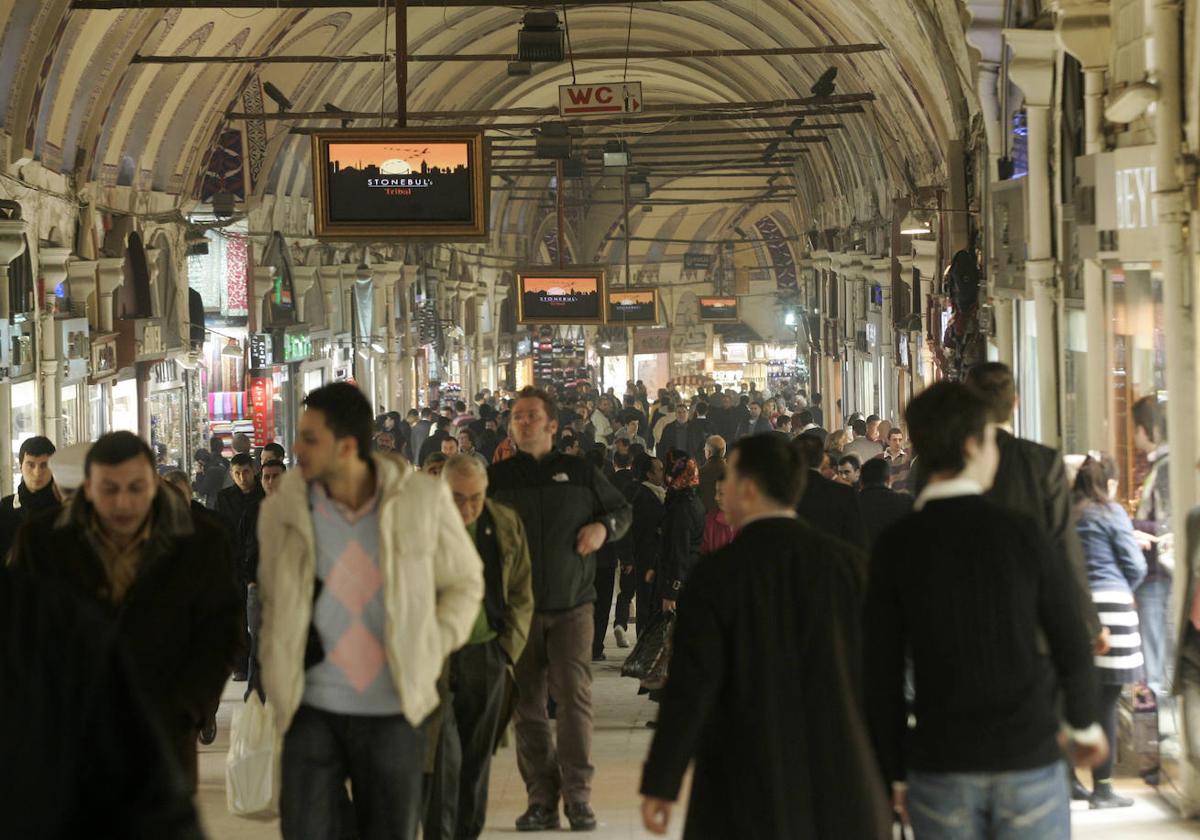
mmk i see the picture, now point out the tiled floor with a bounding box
[197,638,1200,839]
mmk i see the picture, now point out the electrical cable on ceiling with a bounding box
[623,0,634,82]
[561,3,577,85]
[380,0,389,127]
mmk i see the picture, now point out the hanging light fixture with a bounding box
[899,210,932,235]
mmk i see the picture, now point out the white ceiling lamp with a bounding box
[899,210,932,236]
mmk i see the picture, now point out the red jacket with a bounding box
[701,509,736,555]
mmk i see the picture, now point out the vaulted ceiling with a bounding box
[0,0,983,268]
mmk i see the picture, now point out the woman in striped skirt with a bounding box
[1073,455,1148,808]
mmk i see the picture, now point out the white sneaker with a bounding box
[614,626,630,648]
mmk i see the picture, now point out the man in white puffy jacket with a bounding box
[257,383,482,840]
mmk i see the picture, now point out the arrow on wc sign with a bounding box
[559,82,643,117]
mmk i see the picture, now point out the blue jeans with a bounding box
[281,705,426,840]
[907,761,1070,840]
[1136,573,1173,696]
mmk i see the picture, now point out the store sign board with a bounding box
[90,333,117,382]
[56,317,90,382]
[1092,145,1159,261]
[249,375,276,447]
[683,253,712,271]
[633,327,671,354]
[282,331,313,363]
[559,81,642,117]
[249,333,274,369]
[990,178,1027,295]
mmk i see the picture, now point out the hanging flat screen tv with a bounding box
[516,268,606,325]
[605,287,659,325]
[698,296,739,322]
[311,128,487,239]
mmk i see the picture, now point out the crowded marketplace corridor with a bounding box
[10,0,1200,838]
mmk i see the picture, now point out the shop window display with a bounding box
[10,380,37,491]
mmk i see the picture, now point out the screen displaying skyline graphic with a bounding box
[323,141,474,224]
[518,274,603,323]
[698,296,739,322]
[606,289,658,324]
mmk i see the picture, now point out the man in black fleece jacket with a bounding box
[864,382,1104,839]
[0,436,61,562]
[488,386,631,833]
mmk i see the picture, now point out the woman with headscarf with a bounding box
[659,451,707,613]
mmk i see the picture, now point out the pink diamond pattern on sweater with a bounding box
[323,539,386,692]
[324,539,381,614]
[327,622,386,692]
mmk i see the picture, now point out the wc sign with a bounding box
[559,82,643,118]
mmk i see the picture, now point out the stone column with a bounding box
[375,261,403,412]
[1004,28,1060,445]
[0,220,29,496]
[1058,1,1113,452]
[39,247,73,444]
[96,258,126,333]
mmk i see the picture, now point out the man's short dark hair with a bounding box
[965,362,1017,424]
[866,414,881,424]
[838,454,862,470]
[407,409,420,419]
[458,427,475,444]
[210,436,225,455]
[906,382,990,475]
[1132,395,1166,443]
[303,382,374,461]
[695,401,708,415]
[424,452,448,469]
[851,417,867,436]
[887,426,904,438]
[515,386,559,425]
[262,442,285,460]
[792,433,825,471]
[434,416,451,431]
[85,432,155,477]
[454,400,466,413]
[613,450,632,469]
[230,453,255,469]
[231,433,251,454]
[18,436,55,463]
[796,409,814,427]
[421,407,434,419]
[731,434,806,507]
[860,458,890,486]
[262,459,287,473]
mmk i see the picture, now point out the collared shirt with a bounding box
[89,515,153,604]
[738,509,798,529]
[913,477,983,512]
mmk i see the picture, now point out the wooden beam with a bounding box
[133,43,886,64]
[494,137,828,152]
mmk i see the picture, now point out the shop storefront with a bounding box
[9,379,38,491]
[54,316,91,448]
[633,327,671,395]
[146,359,190,471]
[111,375,139,433]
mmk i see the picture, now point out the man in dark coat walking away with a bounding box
[857,457,912,549]
[793,433,868,551]
[965,363,1101,641]
[639,434,892,839]
[0,435,62,562]
[8,432,242,791]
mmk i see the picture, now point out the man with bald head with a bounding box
[426,455,534,840]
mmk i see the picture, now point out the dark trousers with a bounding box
[281,704,426,840]
[514,605,595,807]
[592,563,617,655]
[425,640,510,840]
[635,571,659,639]
[614,565,636,630]
[1093,683,1124,786]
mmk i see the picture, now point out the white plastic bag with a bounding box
[225,695,280,819]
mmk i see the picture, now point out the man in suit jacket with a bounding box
[965,363,1101,640]
[857,458,912,549]
[792,433,867,551]
[658,403,709,464]
[639,434,891,840]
